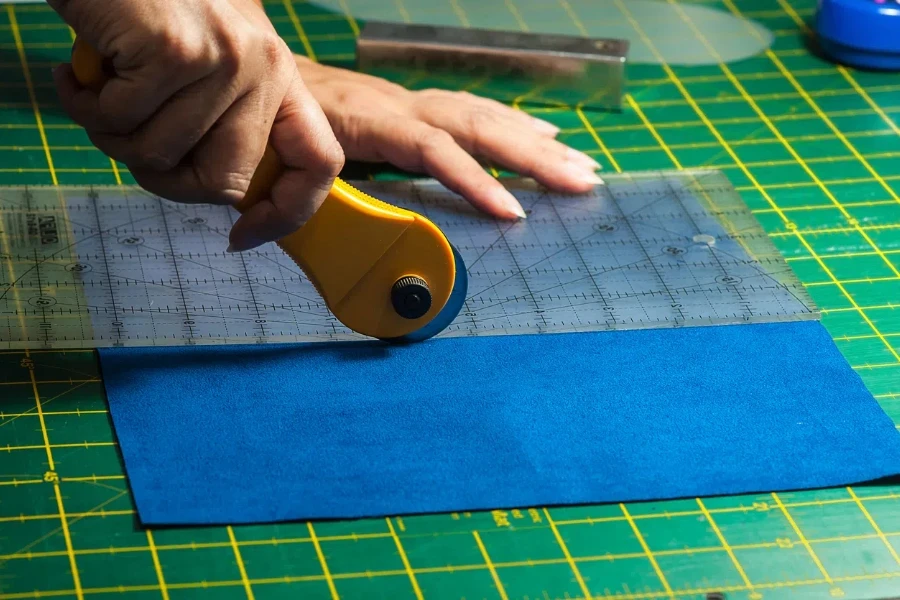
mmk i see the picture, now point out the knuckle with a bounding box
[325,140,345,175]
[418,128,454,153]
[156,29,199,64]
[260,33,290,69]
[197,167,252,204]
[309,136,345,177]
[152,23,218,73]
[331,112,363,152]
[415,88,457,105]
[423,87,454,97]
[136,144,179,171]
[464,107,496,131]
[370,77,405,95]
[462,108,496,153]
[330,86,357,107]
[131,135,191,172]
[514,149,541,177]
[216,31,245,78]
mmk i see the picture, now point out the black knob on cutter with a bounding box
[391,276,432,320]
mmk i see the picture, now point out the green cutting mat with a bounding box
[3,0,900,598]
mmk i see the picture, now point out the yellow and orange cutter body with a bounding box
[70,38,468,342]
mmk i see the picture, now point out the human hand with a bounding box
[295,57,603,220]
[49,0,344,252]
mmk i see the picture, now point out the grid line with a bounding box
[282,0,315,59]
[607,5,894,593]
[473,531,508,600]
[604,1,833,591]
[145,530,170,600]
[676,0,900,262]
[5,7,82,600]
[387,517,424,600]
[8,6,57,187]
[625,95,680,168]
[847,487,900,568]
[3,1,900,597]
[543,508,593,600]
[306,522,339,599]
[695,499,759,598]
[9,79,900,103]
[728,0,900,211]
[5,530,900,569]
[15,568,900,600]
[619,503,675,598]
[9,492,900,529]
[227,526,256,600]
[661,0,900,367]
[772,492,836,586]
[5,108,900,130]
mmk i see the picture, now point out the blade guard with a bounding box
[69,38,462,341]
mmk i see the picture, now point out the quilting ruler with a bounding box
[0,168,817,349]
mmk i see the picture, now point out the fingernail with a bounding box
[492,187,527,219]
[531,117,560,136]
[562,162,605,186]
[226,244,237,253]
[583,172,605,185]
[566,147,601,170]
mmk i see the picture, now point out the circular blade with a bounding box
[384,244,468,344]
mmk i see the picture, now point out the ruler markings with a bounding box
[157,195,199,341]
[546,189,614,327]
[0,170,818,348]
[608,175,684,323]
[488,204,548,330]
[88,188,125,345]
[669,174,751,321]
[224,202,276,342]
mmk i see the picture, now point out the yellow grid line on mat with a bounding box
[5,7,84,600]
[2,0,900,598]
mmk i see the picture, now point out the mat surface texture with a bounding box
[6,0,900,596]
[98,321,900,525]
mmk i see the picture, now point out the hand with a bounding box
[49,0,344,252]
[295,57,604,220]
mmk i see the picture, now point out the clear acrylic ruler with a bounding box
[0,169,817,349]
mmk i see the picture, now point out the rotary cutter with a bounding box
[69,38,468,343]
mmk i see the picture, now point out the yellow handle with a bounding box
[69,37,457,340]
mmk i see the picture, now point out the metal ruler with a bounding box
[0,169,817,349]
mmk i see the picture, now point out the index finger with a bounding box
[228,71,344,252]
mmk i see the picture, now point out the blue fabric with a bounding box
[98,321,900,526]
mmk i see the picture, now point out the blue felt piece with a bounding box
[98,321,900,525]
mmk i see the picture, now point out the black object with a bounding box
[391,276,432,319]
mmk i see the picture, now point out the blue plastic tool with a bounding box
[816,0,900,70]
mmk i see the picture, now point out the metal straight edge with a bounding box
[355,21,628,111]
